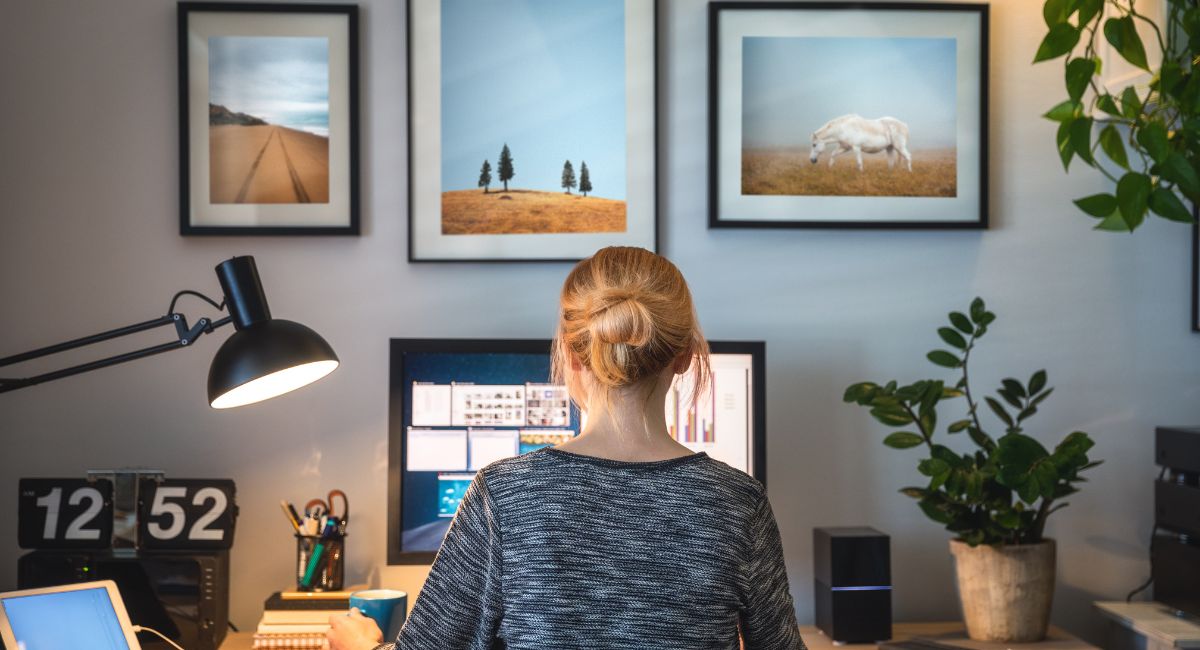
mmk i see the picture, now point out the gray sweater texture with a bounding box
[380,447,806,650]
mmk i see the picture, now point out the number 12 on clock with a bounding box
[18,478,115,550]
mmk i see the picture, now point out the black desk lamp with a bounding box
[0,256,338,408]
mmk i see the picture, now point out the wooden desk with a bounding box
[1094,601,1200,650]
[797,623,1096,649]
[219,632,253,650]
[221,623,1096,649]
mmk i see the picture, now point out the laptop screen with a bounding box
[1,586,131,650]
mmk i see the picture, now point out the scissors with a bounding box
[305,489,349,527]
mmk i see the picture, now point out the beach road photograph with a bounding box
[741,36,958,198]
[439,0,628,235]
[208,36,330,204]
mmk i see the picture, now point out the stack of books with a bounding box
[252,587,361,649]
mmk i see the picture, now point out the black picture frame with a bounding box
[1193,206,1199,332]
[406,0,659,262]
[708,1,989,229]
[178,2,360,236]
[386,338,767,564]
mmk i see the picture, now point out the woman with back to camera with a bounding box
[327,247,805,650]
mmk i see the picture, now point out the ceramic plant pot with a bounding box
[949,538,1056,642]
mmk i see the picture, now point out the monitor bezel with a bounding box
[0,579,141,649]
[387,338,767,565]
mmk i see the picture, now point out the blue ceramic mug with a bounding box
[350,589,408,642]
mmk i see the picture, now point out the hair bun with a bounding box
[586,288,652,348]
[553,246,710,397]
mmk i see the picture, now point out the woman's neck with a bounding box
[555,376,695,462]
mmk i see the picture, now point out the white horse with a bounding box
[809,114,912,172]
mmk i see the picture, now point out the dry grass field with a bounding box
[742,147,957,197]
[210,125,329,204]
[441,189,626,235]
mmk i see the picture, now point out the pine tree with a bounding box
[561,160,576,194]
[579,161,592,197]
[478,159,492,193]
[497,143,514,192]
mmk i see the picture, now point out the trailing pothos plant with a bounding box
[843,298,1102,547]
[1033,0,1200,231]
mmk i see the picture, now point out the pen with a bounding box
[280,500,301,533]
[301,541,326,588]
[320,517,339,540]
[286,502,303,527]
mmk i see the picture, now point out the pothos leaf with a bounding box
[1104,16,1149,71]
[1066,58,1097,102]
[1035,22,1082,63]
[1099,125,1130,170]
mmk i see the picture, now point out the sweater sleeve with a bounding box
[383,472,504,650]
[738,490,806,650]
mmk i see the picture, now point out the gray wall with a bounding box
[2,0,1197,642]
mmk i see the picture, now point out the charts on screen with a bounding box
[664,353,754,473]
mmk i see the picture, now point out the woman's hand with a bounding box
[324,608,384,650]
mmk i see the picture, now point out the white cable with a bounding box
[131,625,187,650]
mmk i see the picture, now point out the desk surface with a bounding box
[797,623,1095,649]
[1094,601,1200,649]
[219,623,1096,649]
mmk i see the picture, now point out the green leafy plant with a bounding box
[1034,0,1199,231]
[843,298,1102,546]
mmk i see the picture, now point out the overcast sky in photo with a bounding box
[209,36,330,136]
[742,36,957,150]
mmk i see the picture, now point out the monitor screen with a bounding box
[387,339,766,563]
[1,586,131,650]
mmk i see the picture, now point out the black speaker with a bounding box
[1152,533,1200,617]
[814,527,892,644]
[1153,426,1200,618]
[1156,479,1200,537]
[1156,426,1200,474]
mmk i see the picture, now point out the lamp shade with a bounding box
[207,319,339,409]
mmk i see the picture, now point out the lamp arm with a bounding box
[0,313,233,394]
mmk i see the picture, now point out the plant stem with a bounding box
[901,403,935,450]
[960,339,986,440]
[1084,19,1107,99]
[1127,0,1167,55]
[1088,139,1123,183]
[1029,496,1055,544]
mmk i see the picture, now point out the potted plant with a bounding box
[1033,0,1199,231]
[843,298,1102,642]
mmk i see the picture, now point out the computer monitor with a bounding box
[386,338,766,564]
[0,580,141,650]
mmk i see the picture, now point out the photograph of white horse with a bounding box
[739,35,957,198]
[810,114,912,172]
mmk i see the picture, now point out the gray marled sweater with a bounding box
[381,448,805,650]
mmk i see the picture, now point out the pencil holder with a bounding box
[295,533,345,592]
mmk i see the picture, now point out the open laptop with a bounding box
[0,580,141,650]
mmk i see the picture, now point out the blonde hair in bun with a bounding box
[552,246,710,414]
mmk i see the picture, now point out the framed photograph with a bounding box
[1193,207,1199,332]
[178,3,359,235]
[408,0,657,262]
[709,2,988,229]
